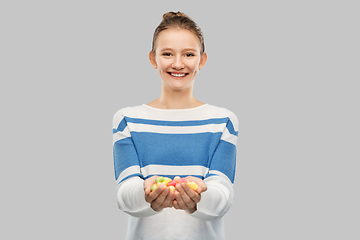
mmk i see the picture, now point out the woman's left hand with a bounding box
[173,176,207,214]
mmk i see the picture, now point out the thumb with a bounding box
[144,176,159,194]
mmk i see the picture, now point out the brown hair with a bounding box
[151,11,205,55]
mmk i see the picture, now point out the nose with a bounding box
[172,56,184,70]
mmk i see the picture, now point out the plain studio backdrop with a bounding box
[1,0,359,239]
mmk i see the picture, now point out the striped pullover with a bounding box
[112,104,238,240]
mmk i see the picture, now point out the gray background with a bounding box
[1,0,359,239]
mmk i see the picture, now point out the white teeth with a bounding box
[171,73,186,77]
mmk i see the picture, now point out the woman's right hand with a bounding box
[144,176,174,212]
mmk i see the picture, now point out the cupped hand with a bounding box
[144,176,174,212]
[173,176,207,214]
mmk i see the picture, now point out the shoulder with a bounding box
[112,105,145,127]
[207,105,237,117]
[207,105,238,127]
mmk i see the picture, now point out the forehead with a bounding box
[155,28,201,51]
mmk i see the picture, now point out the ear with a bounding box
[199,52,207,70]
[149,51,157,69]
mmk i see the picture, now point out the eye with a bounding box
[185,53,195,57]
[162,52,172,56]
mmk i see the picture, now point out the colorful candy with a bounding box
[155,176,164,183]
[187,181,198,191]
[151,184,158,192]
[150,176,199,192]
[167,180,177,187]
[178,178,188,184]
[162,177,172,186]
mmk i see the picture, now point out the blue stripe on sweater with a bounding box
[131,132,222,168]
[120,173,144,183]
[208,140,237,183]
[113,137,142,181]
[144,174,204,180]
[113,118,128,133]
[226,120,238,136]
[124,116,229,127]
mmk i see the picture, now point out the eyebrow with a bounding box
[159,48,198,52]
[182,48,197,52]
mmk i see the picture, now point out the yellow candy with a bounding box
[173,176,181,183]
[168,186,176,191]
[163,177,172,181]
[187,182,198,191]
[162,177,172,186]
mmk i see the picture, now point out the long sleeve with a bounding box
[191,112,238,221]
[112,109,158,218]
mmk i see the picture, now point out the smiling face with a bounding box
[149,28,207,92]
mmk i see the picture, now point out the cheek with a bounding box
[157,59,170,71]
[189,64,200,74]
[188,59,201,73]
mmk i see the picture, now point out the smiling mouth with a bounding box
[168,72,189,78]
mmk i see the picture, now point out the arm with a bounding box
[191,113,239,221]
[113,110,158,218]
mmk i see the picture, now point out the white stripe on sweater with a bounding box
[141,165,209,178]
[127,122,226,134]
[116,165,141,184]
[113,126,131,143]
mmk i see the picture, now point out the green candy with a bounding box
[151,184,158,192]
[155,176,164,183]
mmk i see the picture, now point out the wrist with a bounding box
[151,206,164,212]
[185,205,197,214]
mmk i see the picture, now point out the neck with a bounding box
[149,86,203,110]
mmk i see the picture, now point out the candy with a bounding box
[167,180,177,187]
[178,178,188,184]
[151,184,158,192]
[150,176,199,192]
[187,181,198,191]
[162,177,172,186]
[155,176,164,183]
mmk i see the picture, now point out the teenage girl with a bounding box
[112,11,239,240]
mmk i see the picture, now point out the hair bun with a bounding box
[162,11,189,21]
[152,11,205,55]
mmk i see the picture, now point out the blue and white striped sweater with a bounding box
[112,104,238,186]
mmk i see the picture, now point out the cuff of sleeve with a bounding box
[117,177,160,218]
[188,208,219,221]
[187,176,234,221]
[124,204,159,218]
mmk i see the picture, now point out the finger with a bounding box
[162,190,174,208]
[145,183,164,203]
[196,184,207,194]
[144,176,157,189]
[180,183,198,208]
[185,176,207,194]
[181,183,201,204]
[173,199,179,209]
[174,190,187,210]
[144,176,159,195]
[175,184,196,209]
[152,185,170,209]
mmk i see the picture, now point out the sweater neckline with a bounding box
[142,103,208,112]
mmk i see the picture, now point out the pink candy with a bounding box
[167,180,177,187]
